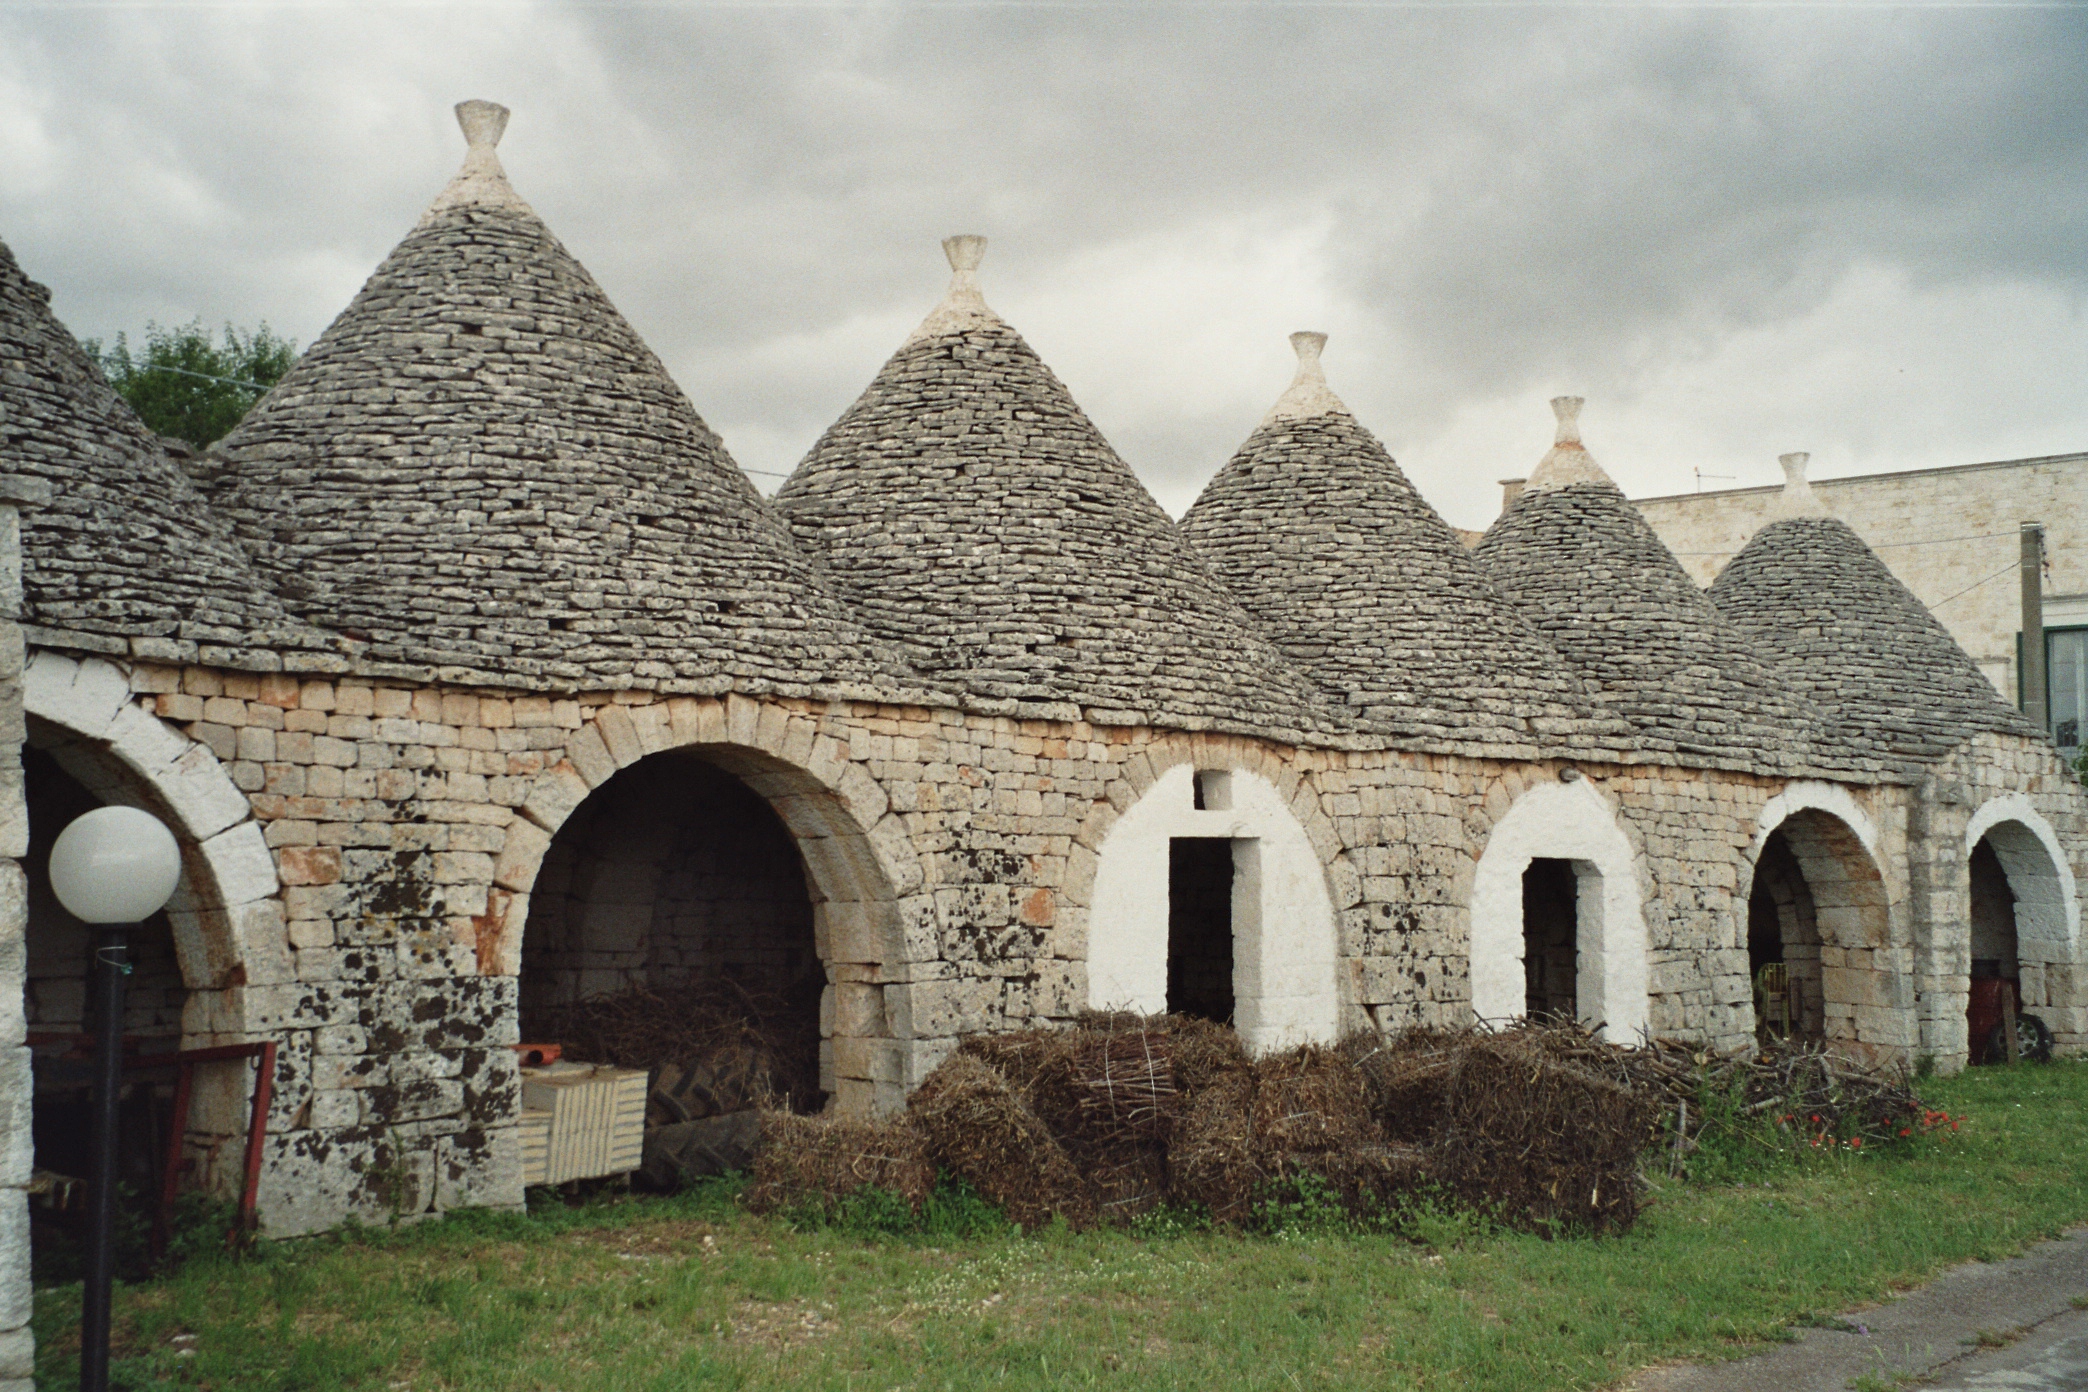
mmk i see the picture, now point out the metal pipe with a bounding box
[80,926,131,1392]
[2022,522,2047,734]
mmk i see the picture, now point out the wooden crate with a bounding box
[518,1063,647,1186]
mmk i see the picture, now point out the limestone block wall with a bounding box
[1633,452,2088,703]
[0,477,48,1392]
[1908,733,2088,1063]
[19,643,2060,1236]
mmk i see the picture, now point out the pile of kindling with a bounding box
[748,1015,1675,1235]
[535,975,822,1120]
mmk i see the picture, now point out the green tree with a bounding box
[82,319,297,450]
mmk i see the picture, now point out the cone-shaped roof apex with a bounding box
[904,234,999,345]
[1771,450,1829,519]
[0,237,313,659]
[776,238,1332,735]
[419,99,533,224]
[1524,396,1614,491]
[1711,492,2041,761]
[204,101,898,693]
[1476,400,1870,775]
[1183,336,1621,753]
[1259,331,1347,425]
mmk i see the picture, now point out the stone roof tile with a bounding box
[202,101,897,695]
[1181,335,1624,753]
[0,237,312,655]
[1709,453,2044,760]
[774,238,1335,735]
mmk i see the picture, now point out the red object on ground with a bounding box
[513,1043,563,1067]
[1966,977,2017,1065]
[28,1033,278,1253]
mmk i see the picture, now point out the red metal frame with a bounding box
[28,1034,277,1252]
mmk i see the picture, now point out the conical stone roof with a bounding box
[1475,399,1858,773]
[1180,334,1609,752]
[204,101,894,693]
[1710,453,2043,760]
[0,237,306,659]
[774,237,1331,733]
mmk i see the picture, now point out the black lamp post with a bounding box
[47,805,182,1392]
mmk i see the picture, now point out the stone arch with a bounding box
[1086,760,1340,1054]
[22,652,287,1019]
[20,651,288,1206]
[1469,778,1648,1040]
[498,696,916,1115]
[1965,795,2080,1025]
[1746,783,1906,1054]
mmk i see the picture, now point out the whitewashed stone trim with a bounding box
[1966,794,2080,954]
[1087,763,1339,1054]
[1469,778,1649,1040]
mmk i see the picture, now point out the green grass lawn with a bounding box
[34,1058,2088,1392]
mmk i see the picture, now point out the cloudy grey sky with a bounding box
[4,1,2083,529]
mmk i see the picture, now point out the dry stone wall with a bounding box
[6,653,2076,1237]
[0,477,48,1392]
[1909,732,2088,1059]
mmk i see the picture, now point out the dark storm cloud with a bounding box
[2,2,2082,525]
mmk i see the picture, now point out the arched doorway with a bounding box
[518,742,898,1150]
[1745,794,1899,1053]
[21,718,239,1274]
[1746,829,1823,1041]
[1469,780,1647,1040]
[1087,764,1339,1054]
[1963,800,2077,1063]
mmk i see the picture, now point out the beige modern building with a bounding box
[1632,453,2087,755]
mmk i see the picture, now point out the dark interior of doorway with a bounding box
[517,752,827,1127]
[24,745,186,1281]
[1168,838,1234,1024]
[1747,830,1821,1041]
[1968,836,2032,1064]
[1522,858,1577,1019]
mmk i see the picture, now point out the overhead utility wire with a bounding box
[96,358,273,393]
[1927,562,2022,612]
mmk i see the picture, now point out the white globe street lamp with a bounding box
[47,805,181,1392]
[49,806,182,925]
